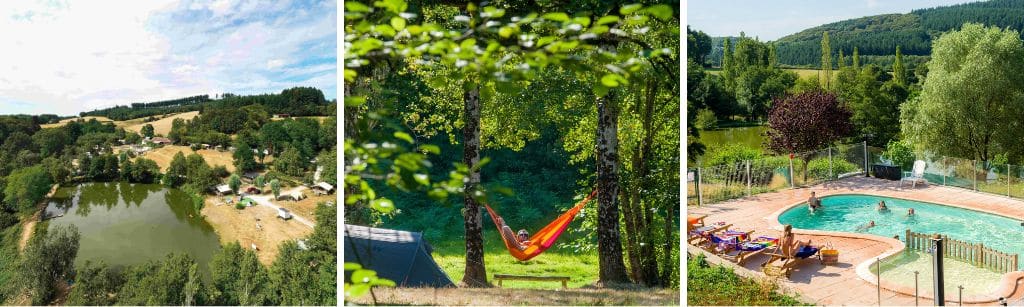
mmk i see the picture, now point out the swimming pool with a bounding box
[778,194,1024,270]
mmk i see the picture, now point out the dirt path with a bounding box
[248,187,315,228]
[17,215,37,252]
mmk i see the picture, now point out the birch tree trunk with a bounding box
[596,93,630,285]
[461,84,489,287]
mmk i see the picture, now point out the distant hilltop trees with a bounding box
[80,87,333,120]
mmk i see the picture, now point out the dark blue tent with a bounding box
[344,224,455,288]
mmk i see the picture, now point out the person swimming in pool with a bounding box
[856,220,876,231]
[907,208,915,216]
[877,201,889,212]
[808,191,822,212]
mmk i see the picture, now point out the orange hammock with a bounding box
[484,189,598,261]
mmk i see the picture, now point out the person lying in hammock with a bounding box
[495,216,531,251]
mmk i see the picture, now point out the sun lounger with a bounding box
[688,222,731,245]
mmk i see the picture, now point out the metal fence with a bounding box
[688,143,870,206]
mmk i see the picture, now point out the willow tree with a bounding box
[900,23,1024,162]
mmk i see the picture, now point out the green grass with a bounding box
[430,232,599,289]
[687,253,809,306]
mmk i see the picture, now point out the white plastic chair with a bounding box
[900,160,927,189]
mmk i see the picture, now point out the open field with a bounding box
[137,145,250,173]
[201,196,312,265]
[346,286,677,305]
[122,111,199,136]
[39,116,114,129]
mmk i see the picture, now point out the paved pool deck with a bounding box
[688,176,1024,306]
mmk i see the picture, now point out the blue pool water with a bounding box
[778,194,1024,269]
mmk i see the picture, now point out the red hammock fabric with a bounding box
[484,189,598,261]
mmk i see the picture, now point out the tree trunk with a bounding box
[596,92,630,285]
[660,201,675,286]
[461,84,489,287]
[621,183,641,281]
[637,80,659,287]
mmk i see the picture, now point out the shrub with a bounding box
[695,108,718,130]
[702,144,763,167]
[211,165,230,178]
[0,211,16,229]
[688,253,808,306]
[806,157,858,180]
[883,140,915,171]
[235,203,245,210]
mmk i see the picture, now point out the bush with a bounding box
[883,140,915,171]
[211,165,230,179]
[695,108,718,130]
[806,157,858,180]
[0,211,16,229]
[235,203,245,210]
[688,253,808,306]
[702,144,763,167]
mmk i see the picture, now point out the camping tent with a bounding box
[344,225,454,288]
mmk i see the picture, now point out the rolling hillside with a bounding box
[710,0,1024,68]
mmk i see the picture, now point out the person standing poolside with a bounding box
[808,191,822,212]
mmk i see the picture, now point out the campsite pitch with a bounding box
[201,196,313,264]
[345,286,678,305]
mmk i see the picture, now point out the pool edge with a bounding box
[763,191,1020,303]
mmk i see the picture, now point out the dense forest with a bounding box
[81,87,334,120]
[707,0,1024,68]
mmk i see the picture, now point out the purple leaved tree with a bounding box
[765,91,853,182]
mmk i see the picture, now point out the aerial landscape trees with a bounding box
[0,87,337,305]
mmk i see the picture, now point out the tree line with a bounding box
[81,87,334,121]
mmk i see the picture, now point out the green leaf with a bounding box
[345,96,366,107]
[460,38,477,49]
[644,4,673,20]
[390,17,406,31]
[601,74,621,87]
[393,131,413,143]
[498,26,514,38]
[413,173,429,185]
[346,2,372,13]
[417,144,441,154]
[427,188,449,200]
[370,198,395,213]
[590,25,609,35]
[595,15,620,25]
[406,25,422,35]
[541,12,569,22]
[345,283,369,297]
[593,84,610,97]
[537,36,557,47]
[344,262,362,271]
[344,69,358,82]
[373,0,408,14]
[370,278,396,287]
[571,17,591,27]
[351,269,378,284]
[620,3,642,15]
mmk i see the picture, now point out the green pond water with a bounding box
[698,126,767,151]
[44,182,220,271]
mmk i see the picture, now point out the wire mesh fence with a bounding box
[691,143,870,206]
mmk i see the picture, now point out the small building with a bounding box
[201,143,211,150]
[215,184,233,196]
[242,171,261,181]
[313,182,334,195]
[273,114,290,119]
[278,191,306,201]
[151,137,172,145]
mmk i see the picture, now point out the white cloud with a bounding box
[0,0,336,115]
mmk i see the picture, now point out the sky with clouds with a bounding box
[0,0,336,116]
[688,0,980,41]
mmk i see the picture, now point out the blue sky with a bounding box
[688,0,981,40]
[0,0,336,116]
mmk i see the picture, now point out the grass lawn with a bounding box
[687,253,808,306]
[0,221,24,303]
[430,232,599,289]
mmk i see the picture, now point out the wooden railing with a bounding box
[905,229,1019,273]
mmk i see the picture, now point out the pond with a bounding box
[43,182,220,272]
[698,126,767,151]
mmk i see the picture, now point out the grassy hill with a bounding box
[710,0,1024,68]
